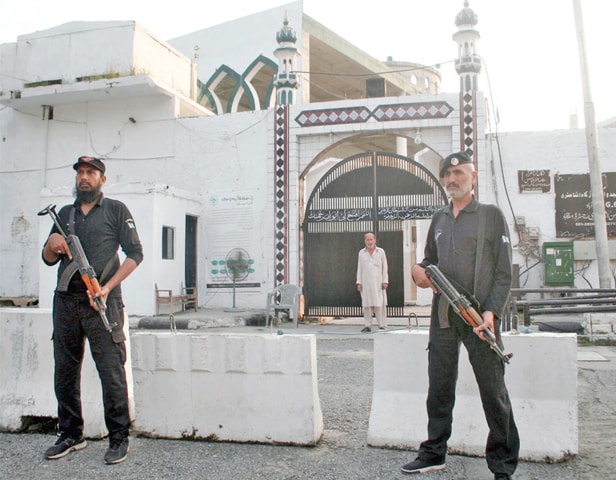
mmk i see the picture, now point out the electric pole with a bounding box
[572,0,612,288]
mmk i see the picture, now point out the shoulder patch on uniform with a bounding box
[501,235,509,244]
[125,219,136,229]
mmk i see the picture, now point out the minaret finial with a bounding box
[273,11,300,105]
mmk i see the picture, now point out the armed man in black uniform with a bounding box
[42,156,143,465]
[402,152,519,480]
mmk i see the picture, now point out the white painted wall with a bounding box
[486,129,616,289]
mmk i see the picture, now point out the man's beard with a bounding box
[446,182,472,199]
[73,185,102,204]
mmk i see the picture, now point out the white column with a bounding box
[396,136,407,156]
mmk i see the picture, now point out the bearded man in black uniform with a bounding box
[42,156,143,465]
[402,152,519,480]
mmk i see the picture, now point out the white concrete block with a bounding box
[367,330,578,462]
[131,332,323,445]
[0,308,134,438]
[0,309,55,429]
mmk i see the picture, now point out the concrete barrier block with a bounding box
[0,308,134,438]
[131,332,323,445]
[0,309,56,431]
[368,330,577,462]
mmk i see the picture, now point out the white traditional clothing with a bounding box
[356,246,389,328]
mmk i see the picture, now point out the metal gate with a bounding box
[302,152,447,317]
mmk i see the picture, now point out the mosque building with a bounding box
[0,1,614,316]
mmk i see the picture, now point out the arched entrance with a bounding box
[302,152,447,317]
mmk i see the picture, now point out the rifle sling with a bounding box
[474,204,487,303]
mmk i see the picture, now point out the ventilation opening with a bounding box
[75,72,120,83]
[24,79,62,88]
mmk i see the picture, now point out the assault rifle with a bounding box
[38,204,113,332]
[425,264,512,364]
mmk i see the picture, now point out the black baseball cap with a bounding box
[439,151,473,178]
[73,156,106,174]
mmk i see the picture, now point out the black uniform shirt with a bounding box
[428,200,479,294]
[43,194,143,299]
[419,198,512,317]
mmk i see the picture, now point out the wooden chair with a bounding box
[265,284,302,328]
[155,284,173,316]
[180,283,198,312]
[155,283,198,316]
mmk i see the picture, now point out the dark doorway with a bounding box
[185,215,198,308]
[304,230,403,317]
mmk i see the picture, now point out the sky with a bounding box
[1,0,613,133]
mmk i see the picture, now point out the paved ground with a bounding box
[1,308,615,480]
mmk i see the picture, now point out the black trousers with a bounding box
[52,293,130,439]
[418,308,520,476]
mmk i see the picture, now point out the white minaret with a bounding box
[453,0,481,91]
[273,12,300,105]
[453,1,481,193]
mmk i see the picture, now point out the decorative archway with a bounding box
[302,152,447,317]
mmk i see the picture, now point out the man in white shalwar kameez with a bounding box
[356,232,389,332]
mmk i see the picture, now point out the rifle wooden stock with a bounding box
[79,270,112,331]
[425,264,512,364]
[38,204,113,332]
[457,303,501,346]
